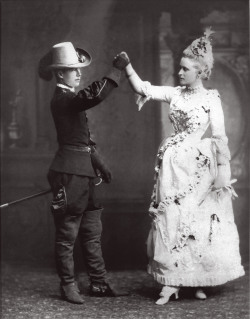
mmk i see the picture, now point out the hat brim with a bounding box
[49,47,92,69]
[38,47,92,81]
[38,51,53,81]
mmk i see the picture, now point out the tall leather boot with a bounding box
[79,208,107,283]
[53,213,84,303]
[79,208,129,297]
[60,282,84,304]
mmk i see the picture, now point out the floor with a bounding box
[1,262,249,319]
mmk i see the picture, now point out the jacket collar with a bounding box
[57,83,75,92]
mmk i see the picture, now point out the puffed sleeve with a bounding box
[209,90,231,165]
[136,82,176,110]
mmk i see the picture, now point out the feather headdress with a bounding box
[182,27,215,79]
[188,27,214,70]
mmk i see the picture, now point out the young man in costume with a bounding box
[38,42,129,304]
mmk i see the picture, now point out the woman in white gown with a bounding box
[115,29,245,305]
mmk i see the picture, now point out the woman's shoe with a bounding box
[155,286,179,305]
[195,289,207,300]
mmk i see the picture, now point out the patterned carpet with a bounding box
[1,262,249,319]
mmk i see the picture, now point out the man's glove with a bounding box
[113,52,130,70]
[91,149,112,183]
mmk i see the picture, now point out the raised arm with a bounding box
[113,52,176,110]
[113,52,144,95]
[125,62,146,95]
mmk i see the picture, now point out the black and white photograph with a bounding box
[1,0,249,318]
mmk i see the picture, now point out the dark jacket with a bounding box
[49,70,120,176]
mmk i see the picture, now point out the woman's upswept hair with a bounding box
[182,27,214,80]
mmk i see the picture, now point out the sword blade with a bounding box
[0,189,52,209]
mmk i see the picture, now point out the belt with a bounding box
[62,145,91,153]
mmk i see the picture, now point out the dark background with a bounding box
[1,0,249,271]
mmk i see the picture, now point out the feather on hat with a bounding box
[38,42,92,81]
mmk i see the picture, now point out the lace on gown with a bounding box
[136,81,245,286]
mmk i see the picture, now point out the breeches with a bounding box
[47,170,107,285]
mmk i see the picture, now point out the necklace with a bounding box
[182,86,203,101]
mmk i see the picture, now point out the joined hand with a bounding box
[113,52,130,70]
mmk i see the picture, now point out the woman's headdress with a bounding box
[183,27,214,79]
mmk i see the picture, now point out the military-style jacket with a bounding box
[49,70,120,177]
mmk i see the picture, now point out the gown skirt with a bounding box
[147,136,245,287]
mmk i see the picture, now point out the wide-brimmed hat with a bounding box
[38,42,92,81]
